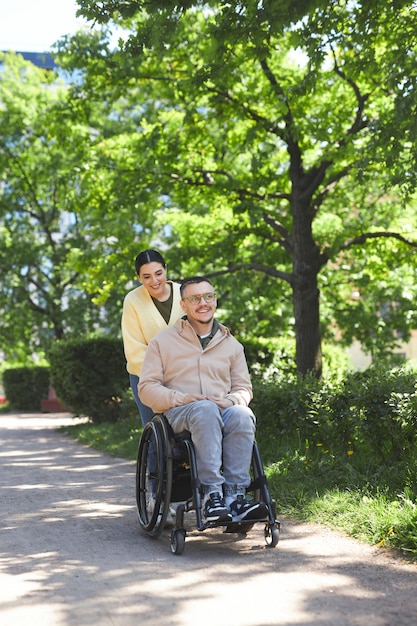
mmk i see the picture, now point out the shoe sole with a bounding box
[231,504,269,523]
[204,513,233,523]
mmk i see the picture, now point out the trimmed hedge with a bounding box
[3,366,50,411]
[251,364,417,466]
[48,336,130,423]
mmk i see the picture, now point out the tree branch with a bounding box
[169,170,291,201]
[331,46,369,139]
[339,231,417,252]
[263,213,293,254]
[209,262,295,286]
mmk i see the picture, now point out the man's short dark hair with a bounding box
[180,276,214,297]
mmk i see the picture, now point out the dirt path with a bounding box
[1,411,416,626]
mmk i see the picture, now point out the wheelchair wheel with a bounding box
[170,528,186,555]
[136,414,173,538]
[265,523,280,547]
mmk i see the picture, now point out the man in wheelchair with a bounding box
[138,276,268,525]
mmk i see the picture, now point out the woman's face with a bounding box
[138,262,167,299]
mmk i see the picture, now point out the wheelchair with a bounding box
[135,413,280,555]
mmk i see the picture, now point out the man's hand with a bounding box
[182,393,206,405]
[206,396,234,409]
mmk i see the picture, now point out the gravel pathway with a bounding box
[1,411,416,626]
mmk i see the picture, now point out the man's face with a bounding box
[180,281,217,327]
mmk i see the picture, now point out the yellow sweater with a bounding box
[121,281,183,376]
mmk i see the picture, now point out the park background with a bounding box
[1,0,417,559]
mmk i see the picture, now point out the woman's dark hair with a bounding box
[135,250,166,274]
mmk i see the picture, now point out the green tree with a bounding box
[63,1,417,376]
[0,51,160,360]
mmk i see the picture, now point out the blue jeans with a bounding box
[165,400,256,497]
[130,373,157,493]
[129,374,154,427]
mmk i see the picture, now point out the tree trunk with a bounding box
[292,195,324,378]
[293,275,322,378]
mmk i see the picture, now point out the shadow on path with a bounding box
[1,412,416,626]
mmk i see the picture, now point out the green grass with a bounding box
[59,417,141,460]
[59,418,417,561]
[266,459,417,557]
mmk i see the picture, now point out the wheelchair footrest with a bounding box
[223,521,255,534]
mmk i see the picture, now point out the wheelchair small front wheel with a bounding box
[264,523,279,548]
[171,528,186,555]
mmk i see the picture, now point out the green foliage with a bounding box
[3,366,50,411]
[252,362,417,556]
[252,363,417,467]
[3,2,417,376]
[63,0,417,378]
[251,372,321,459]
[48,336,130,423]
[116,387,142,421]
[0,51,155,361]
[336,365,417,463]
[245,335,350,380]
[322,234,417,357]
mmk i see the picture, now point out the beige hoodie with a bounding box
[138,317,252,414]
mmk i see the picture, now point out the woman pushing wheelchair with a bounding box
[138,276,268,525]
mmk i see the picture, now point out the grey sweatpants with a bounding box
[165,399,256,497]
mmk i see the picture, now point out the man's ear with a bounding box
[180,300,187,312]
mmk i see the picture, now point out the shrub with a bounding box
[341,365,417,463]
[117,387,141,421]
[251,372,323,463]
[3,366,50,411]
[251,363,417,467]
[48,336,130,423]
[245,335,351,381]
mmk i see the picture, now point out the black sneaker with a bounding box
[229,496,268,522]
[204,492,232,523]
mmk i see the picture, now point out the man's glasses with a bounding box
[184,292,216,305]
